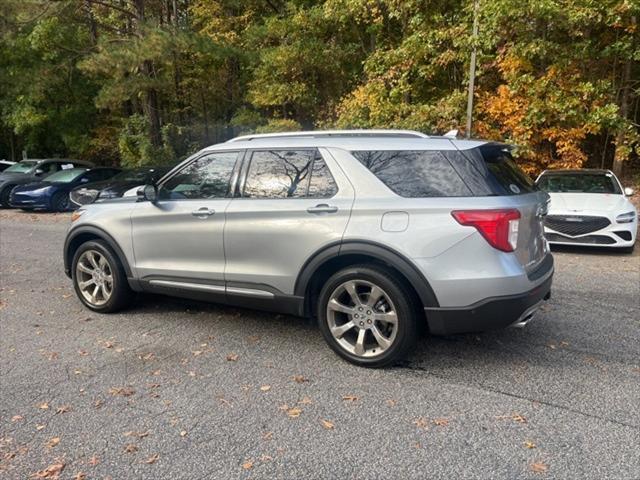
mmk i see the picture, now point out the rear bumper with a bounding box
[425,264,553,335]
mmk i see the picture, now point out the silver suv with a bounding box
[64,130,553,367]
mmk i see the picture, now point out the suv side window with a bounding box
[243,149,337,199]
[352,150,472,198]
[160,152,239,200]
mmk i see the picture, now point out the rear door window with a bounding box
[351,150,472,197]
[242,149,337,199]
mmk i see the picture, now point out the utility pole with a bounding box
[465,0,479,139]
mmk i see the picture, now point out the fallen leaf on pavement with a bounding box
[320,419,335,430]
[124,431,149,439]
[31,461,65,478]
[109,386,135,397]
[36,425,45,431]
[530,462,548,473]
[342,395,358,402]
[413,417,429,429]
[385,399,396,407]
[123,444,138,453]
[11,415,23,422]
[180,430,187,437]
[143,454,159,464]
[525,441,537,449]
[226,353,239,362]
[46,437,60,448]
[38,402,50,410]
[260,385,271,392]
[433,418,449,427]
[87,455,100,466]
[242,460,253,470]
[299,396,312,405]
[286,406,302,418]
[72,473,86,480]
[55,405,71,414]
[512,414,527,424]
[292,375,308,383]
[263,431,273,440]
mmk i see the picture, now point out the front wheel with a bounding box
[51,192,70,212]
[71,240,133,313]
[0,185,14,207]
[317,265,420,367]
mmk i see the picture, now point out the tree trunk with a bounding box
[612,15,635,177]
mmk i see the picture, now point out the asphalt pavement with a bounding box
[1,211,639,479]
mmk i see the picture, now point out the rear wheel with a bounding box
[51,192,70,212]
[317,265,420,367]
[71,240,133,313]
[0,185,14,207]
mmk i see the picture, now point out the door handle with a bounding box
[191,207,215,218]
[307,204,338,214]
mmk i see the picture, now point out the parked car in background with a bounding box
[10,167,121,212]
[0,160,16,172]
[536,169,637,253]
[69,166,171,207]
[64,130,553,367]
[0,159,93,207]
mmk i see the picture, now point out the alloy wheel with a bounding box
[75,250,113,306]
[326,279,398,358]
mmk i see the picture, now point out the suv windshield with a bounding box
[4,160,39,173]
[537,173,621,194]
[44,168,86,183]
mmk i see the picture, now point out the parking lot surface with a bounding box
[1,210,639,479]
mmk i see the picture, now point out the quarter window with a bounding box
[352,150,472,197]
[160,152,238,200]
[243,150,337,199]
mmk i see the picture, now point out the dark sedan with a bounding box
[10,167,121,212]
[69,166,171,206]
[0,159,93,207]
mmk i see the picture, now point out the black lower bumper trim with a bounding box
[425,273,553,335]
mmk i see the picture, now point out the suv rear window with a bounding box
[445,144,536,196]
[351,150,472,197]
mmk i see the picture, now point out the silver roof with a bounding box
[204,130,489,152]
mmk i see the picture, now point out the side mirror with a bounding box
[137,184,158,203]
[624,187,634,196]
[80,177,90,183]
[34,168,44,176]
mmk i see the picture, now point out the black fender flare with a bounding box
[294,240,440,309]
[63,225,132,278]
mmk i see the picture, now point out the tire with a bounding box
[71,240,133,313]
[0,185,15,207]
[317,264,420,367]
[51,192,70,212]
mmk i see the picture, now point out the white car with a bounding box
[536,169,637,253]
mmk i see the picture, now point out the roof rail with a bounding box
[226,129,429,142]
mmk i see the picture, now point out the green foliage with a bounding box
[0,0,638,174]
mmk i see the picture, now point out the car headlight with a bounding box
[70,188,99,206]
[616,211,636,224]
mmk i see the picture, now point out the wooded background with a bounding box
[1,0,638,176]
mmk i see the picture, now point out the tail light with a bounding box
[451,209,520,252]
